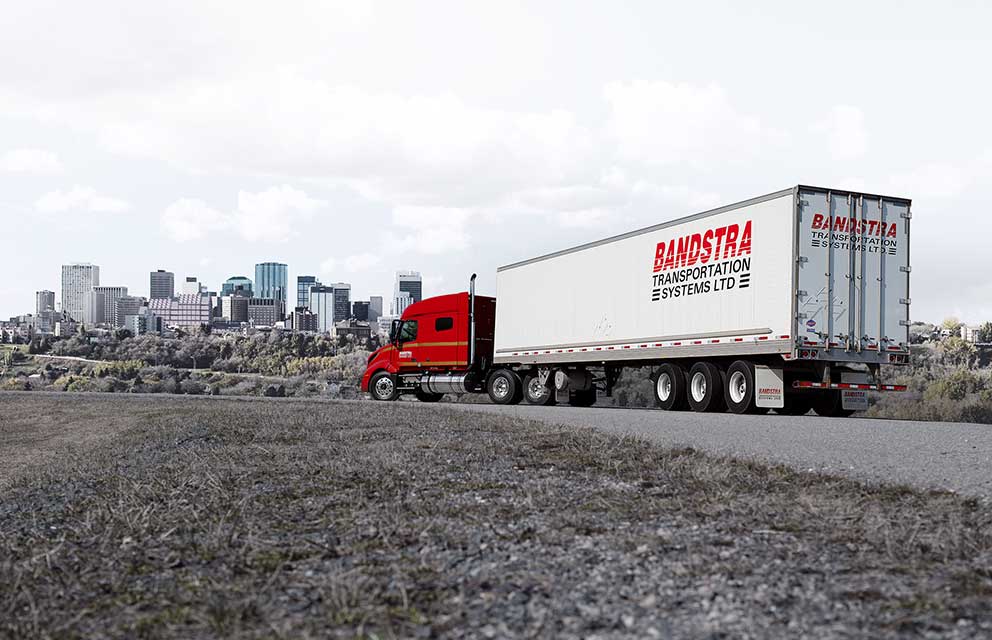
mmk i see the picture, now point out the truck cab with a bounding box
[361,285,495,402]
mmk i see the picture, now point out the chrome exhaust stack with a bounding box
[468,273,477,370]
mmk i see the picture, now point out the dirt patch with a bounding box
[1,393,991,638]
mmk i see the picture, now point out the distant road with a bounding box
[442,403,992,499]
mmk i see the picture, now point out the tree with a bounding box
[941,317,963,336]
[977,322,992,344]
[937,336,978,368]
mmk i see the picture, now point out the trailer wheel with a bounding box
[414,388,444,403]
[725,360,759,414]
[487,369,523,405]
[775,394,813,416]
[812,391,855,417]
[568,388,597,407]
[654,362,688,411]
[523,374,555,406]
[369,371,400,402]
[687,362,725,412]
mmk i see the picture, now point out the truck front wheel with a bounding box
[369,371,400,402]
[487,369,523,405]
[687,362,726,413]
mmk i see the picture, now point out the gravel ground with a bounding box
[1,393,991,639]
[441,402,992,499]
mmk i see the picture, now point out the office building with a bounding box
[297,275,320,309]
[289,307,319,332]
[182,276,203,295]
[352,301,370,322]
[61,263,99,322]
[393,291,412,317]
[36,290,55,315]
[309,286,335,333]
[150,270,175,299]
[255,262,288,318]
[247,298,279,326]
[330,283,351,322]
[83,290,105,325]
[369,296,383,322]
[148,294,212,328]
[221,295,249,323]
[221,276,253,297]
[115,296,146,328]
[333,320,372,343]
[92,286,128,325]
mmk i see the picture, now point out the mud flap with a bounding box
[840,371,870,411]
[755,365,785,409]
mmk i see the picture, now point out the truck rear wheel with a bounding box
[523,374,555,406]
[568,388,597,407]
[369,371,400,402]
[488,369,523,405]
[654,362,688,411]
[812,391,855,417]
[687,362,725,413]
[725,360,759,414]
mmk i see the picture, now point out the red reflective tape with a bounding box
[779,335,791,339]
[888,346,901,351]
[623,346,631,349]
[758,336,769,341]
[673,342,682,346]
[640,344,648,348]
[734,338,744,342]
[710,339,720,343]
[654,343,663,347]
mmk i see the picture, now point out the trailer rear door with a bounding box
[796,188,910,356]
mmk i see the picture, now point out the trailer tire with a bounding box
[487,369,523,405]
[369,371,400,402]
[776,394,813,416]
[687,362,725,412]
[523,374,555,406]
[725,360,759,414]
[812,391,855,417]
[414,388,444,403]
[568,388,597,407]
[654,362,688,411]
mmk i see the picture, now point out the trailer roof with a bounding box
[497,185,911,272]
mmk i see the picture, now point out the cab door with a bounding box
[395,319,422,371]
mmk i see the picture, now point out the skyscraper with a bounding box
[35,290,55,315]
[255,262,288,318]
[61,263,99,322]
[393,270,422,315]
[352,301,370,321]
[182,277,202,295]
[221,276,253,297]
[331,283,352,322]
[116,296,146,328]
[297,275,319,309]
[93,286,128,325]
[150,270,174,299]
[369,296,383,322]
[309,286,335,333]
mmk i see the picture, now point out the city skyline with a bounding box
[4,3,992,323]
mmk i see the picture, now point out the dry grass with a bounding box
[1,393,991,639]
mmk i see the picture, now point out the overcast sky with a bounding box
[1,0,990,322]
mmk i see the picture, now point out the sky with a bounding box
[1,0,990,322]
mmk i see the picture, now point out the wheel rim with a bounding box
[657,373,672,402]
[374,376,394,399]
[690,372,707,403]
[729,371,747,404]
[528,378,546,399]
[492,376,510,399]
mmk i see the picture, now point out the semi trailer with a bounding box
[361,185,911,416]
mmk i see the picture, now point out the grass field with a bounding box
[1,393,991,638]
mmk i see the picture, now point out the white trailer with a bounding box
[491,186,910,415]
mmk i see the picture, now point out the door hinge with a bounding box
[797,312,808,319]
[900,265,911,273]
[900,298,911,305]
[797,290,807,297]
[797,257,809,264]
[899,320,912,327]
[800,199,810,206]
[901,211,913,219]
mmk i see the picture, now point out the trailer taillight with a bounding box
[888,353,909,364]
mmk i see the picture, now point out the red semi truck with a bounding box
[361,186,911,416]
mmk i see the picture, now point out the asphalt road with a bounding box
[442,403,992,499]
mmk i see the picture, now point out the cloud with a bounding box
[813,105,868,160]
[160,185,326,243]
[604,80,785,167]
[1,148,63,173]
[320,252,382,275]
[389,206,472,254]
[160,198,229,242]
[35,185,129,213]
